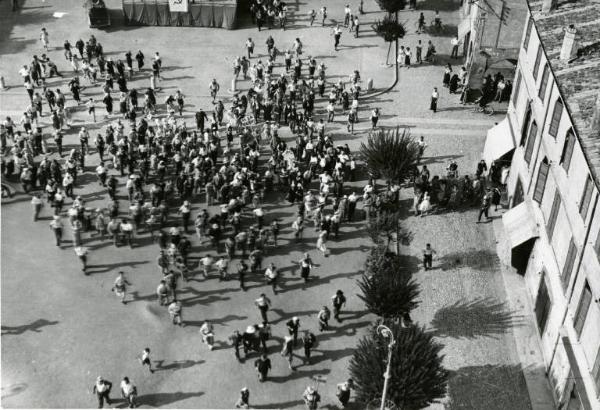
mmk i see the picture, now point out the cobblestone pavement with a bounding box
[1,0,537,409]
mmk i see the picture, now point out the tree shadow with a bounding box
[267,368,331,384]
[417,0,462,11]
[137,391,204,407]
[446,364,532,410]
[419,154,464,166]
[1,319,59,336]
[154,359,205,372]
[184,314,248,327]
[436,248,500,271]
[256,399,306,409]
[423,24,458,37]
[429,297,524,339]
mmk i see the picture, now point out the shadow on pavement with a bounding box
[154,359,205,372]
[1,319,59,336]
[430,297,524,339]
[137,391,204,407]
[446,364,532,410]
[436,248,500,271]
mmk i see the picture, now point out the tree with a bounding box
[349,322,449,409]
[360,127,420,186]
[367,212,413,255]
[371,15,406,65]
[375,0,407,13]
[358,257,420,321]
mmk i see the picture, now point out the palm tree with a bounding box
[359,127,420,187]
[349,322,449,409]
[375,0,407,13]
[357,258,420,321]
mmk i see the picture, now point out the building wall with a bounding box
[505,10,600,408]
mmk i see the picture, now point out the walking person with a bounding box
[255,293,272,323]
[303,386,321,410]
[332,25,342,51]
[40,28,49,51]
[200,320,215,350]
[139,347,154,373]
[332,290,347,322]
[112,271,131,304]
[49,215,63,247]
[423,243,437,270]
[75,245,89,272]
[301,330,316,364]
[119,377,137,409]
[370,108,379,129]
[246,38,255,59]
[168,299,183,326]
[237,259,248,291]
[477,188,493,223]
[430,87,439,113]
[286,316,301,347]
[317,305,331,331]
[254,354,271,382]
[92,376,113,409]
[264,263,279,294]
[281,334,295,370]
[298,253,313,282]
[235,387,250,408]
[336,379,354,408]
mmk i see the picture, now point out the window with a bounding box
[573,281,592,338]
[547,192,561,240]
[562,238,577,291]
[524,121,538,164]
[524,18,533,50]
[534,273,551,334]
[533,46,543,80]
[533,159,549,203]
[592,347,600,396]
[512,71,522,107]
[579,175,593,220]
[520,104,532,146]
[560,129,576,172]
[538,65,550,100]
[513,178,525,207]
[548,99,563,137]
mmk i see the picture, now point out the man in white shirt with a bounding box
[450,36,460,59]
[344,5,351,26]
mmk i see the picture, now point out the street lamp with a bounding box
[377,324,396,410]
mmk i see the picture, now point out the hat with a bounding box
[241,387,249,392]
[53,215,60,220]
[246,325,256,334]
[97,376,103,382]
[293,316,299,322]
[306,386,315,393]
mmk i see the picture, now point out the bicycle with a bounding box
[472,101,495,115]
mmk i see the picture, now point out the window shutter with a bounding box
[524,121,538,164]
[561,238,577,291]
[524,18,533,50]
[561,130,575,172]
[594,230,600,262]
[547,192,561,240]
[538,65,550,100]
[534,274,551,334]
[533,46,542,80]
[533,160,549,203]
[579,176,593,220]
[512,71,522,107]
[574,282,592,338]
[548,99,563,137]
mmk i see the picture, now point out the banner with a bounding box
[169,0,188,12]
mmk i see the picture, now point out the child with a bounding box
[139,347,154,373]
[74,246,88,272]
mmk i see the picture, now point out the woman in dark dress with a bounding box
[442,63,452,87]
[449,74,460,93]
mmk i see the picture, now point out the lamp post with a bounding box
[377,324,396,410]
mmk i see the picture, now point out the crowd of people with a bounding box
[0,0,509,408]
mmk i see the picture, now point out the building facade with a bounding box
[494,0,600,408]
[458,0,528,97]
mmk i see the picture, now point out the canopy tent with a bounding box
[483,117,516,168]
[502,201,539,274]
[122,0,239,29]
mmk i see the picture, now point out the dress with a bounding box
[430,92,439,112]
[418,192,432,214]
[443,68,451,87]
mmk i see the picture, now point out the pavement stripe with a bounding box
[391,116,497,127]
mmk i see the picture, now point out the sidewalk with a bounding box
[493,217,557,410]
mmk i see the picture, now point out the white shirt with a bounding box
[120,381,135,395]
